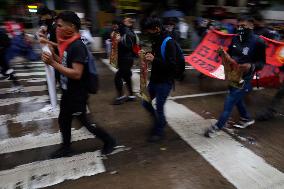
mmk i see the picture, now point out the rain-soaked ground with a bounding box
[0,58,283,189]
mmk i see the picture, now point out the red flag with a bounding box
[185,30,236,80]
[260,36,284,67]
[186,30,284,88]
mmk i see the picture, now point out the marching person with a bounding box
[205,15,266,137]
[42,11,116,158]
[113,15,137,105]
[0,23,21,89]
[37,7,58,112]
[140,17,176,142]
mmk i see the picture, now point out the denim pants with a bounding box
[216,82,252,129]
[142,81,172,136]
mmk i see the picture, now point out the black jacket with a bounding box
[150,33,176,83]
[117,26,136,70]
[228,33,266,81]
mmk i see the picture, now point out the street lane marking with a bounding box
[165,100,284,189]
[15,68,45,72]
[169,87,264,100]
[0,127,95,154]
[0,78,47,83]
[102,58,284,189]
[0,109,59,126]
[0,95,60,107]
[13,64,44,68]
[169,91,228,100]
[0,151,105,189]
[0,86,47,95]
[15,72,46,77]
[0,72,46,78]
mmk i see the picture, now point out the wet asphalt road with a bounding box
[0,58,283,189]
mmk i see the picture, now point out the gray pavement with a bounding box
[0,58,283,189]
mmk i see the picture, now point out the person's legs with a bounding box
[77,112,116,152]
[205,86,247,137]
[236,98,251,120]
[122,69,134,97]
[142,82,156,118]
[51,96,73,158]
[152,82,172,137]
[114,70,124,97]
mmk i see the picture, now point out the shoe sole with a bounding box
[233,120,255,129]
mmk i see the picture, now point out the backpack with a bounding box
[86,49,99,94]
[161,36,186,80]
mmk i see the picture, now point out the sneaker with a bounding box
[204,125,221,138]
[50,146,73,159]
[39,104,54,112]
[5,69,14,75]
[126,95,136,102]
[233,118,255,129]
[102,139,116,155]
[112,96,126,105]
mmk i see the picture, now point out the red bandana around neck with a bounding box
[56,28,81,62]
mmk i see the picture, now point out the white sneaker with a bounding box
[233,118,255,129]
[204,125,221,138]
[40,104,57,112]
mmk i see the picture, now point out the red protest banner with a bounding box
[260,36,284,67]
[186,30,284,86]
[185,30,235,80]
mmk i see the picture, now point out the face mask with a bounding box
[39,19,53,30]
[237,27,252,42]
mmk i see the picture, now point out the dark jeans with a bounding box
[59,93,113,148]
[216,81,252,129]
[142,81,172,136]
[114,68,133,97]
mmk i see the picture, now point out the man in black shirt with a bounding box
[42,11,116,158]
[205,15,266,137]
[140,17,176,142]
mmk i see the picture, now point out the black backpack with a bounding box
[161,36,185,80]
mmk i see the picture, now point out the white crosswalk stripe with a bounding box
[0,61,109,189]
[0,85,47,94]
[0,95,60,107]
[0,127,95,154]
[0,109,59,126]
[0,151,105,189]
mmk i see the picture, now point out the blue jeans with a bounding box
[216,82,252,129]
[142,81,172,136]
